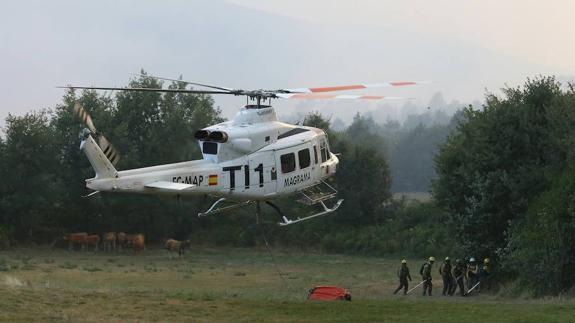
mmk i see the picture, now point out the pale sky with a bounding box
[232,0,575,73]
[1,0,574,128]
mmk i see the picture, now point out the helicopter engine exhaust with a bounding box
[208,131,228,143]
[194,130,210,141]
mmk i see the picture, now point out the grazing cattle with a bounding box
[132,234,145,254]
[124,234,138,246]
[164,239,191,258]
[116,232,127,251]
[63,232,88,251]
[103,232,116,252]
[82,234,100,252]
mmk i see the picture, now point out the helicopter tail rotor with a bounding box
[74,102,96,133]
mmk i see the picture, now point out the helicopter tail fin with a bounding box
[80,134,118,179]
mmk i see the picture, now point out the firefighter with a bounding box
[467,257,479,291]
[421,256,435,296]
[450,258,466,296]
[439,257,452,296]
[479,257,491,291]
[393,259,412,295]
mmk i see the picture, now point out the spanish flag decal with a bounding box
[208,174,218,186]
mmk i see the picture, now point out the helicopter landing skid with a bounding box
[278,198,344,226]
[197,198,255,217]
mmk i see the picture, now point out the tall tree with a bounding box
[333,114,392,225]
[433,76,568,257]
[507,168,575,295]
[1,111,60,241]
[0,71,225,243]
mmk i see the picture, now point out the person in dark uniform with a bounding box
[479,258,491,292]
[421,256,435,296]
[393,259,412,295]
[450,258,466,296]
[467,257,479,291]
[439,257,453,296]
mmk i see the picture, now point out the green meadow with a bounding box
[1,247,574,322]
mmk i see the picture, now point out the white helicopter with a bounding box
[64,77,422,225]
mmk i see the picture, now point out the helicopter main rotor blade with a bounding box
[281,81,428,93]
[59,86,234,95]
[138,74,235,92]
[74,102,97,133]
[276,93,410,100]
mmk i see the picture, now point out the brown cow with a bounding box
[82,234,100,252]
[63,232,87,251]
[116,232,127,251]
[164,239,191,258]
[103,232,116,252]
[124,234,137,246]
[132,234,145,254]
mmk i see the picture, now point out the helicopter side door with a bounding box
[275,144,314,195]
[310,137,322,182]
[248,151,277,197]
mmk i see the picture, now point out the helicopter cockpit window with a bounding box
[280,153,296,173]
[202,142,218,155]
[298,148,311,169]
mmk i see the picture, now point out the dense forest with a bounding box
[1,74,574,296]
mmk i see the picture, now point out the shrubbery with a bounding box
[505,168,575,295]
[320,201,454,257]
[434,76,575,295]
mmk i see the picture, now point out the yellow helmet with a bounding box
[429,256,435,262]
[401,259,407,264]
[484,258,490,264]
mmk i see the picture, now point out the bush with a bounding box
[505,168,575,296]
[320,201,455,257]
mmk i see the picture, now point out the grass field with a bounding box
[1,247,574,322]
